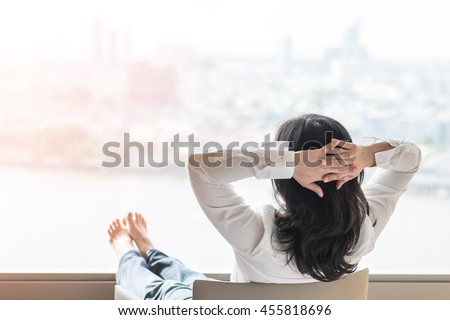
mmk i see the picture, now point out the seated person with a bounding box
[108,113,421,300]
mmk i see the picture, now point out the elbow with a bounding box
[416,145,422,168]
[390,141,422,173]
[410,142,422,172]
[401,142,422,173]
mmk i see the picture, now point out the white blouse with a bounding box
[188,137,422,283]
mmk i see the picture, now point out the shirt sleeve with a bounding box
[361,137,422,241]
[188,143,295,254]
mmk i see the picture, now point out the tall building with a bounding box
[342,22,367,60]
[280,36,294,75]
[123,28,131,63]
[93,20,125,66]
[93,20,103,64]
[109,30,118,66]
[324,22,369,85]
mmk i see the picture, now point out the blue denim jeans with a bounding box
[116,249,209,300]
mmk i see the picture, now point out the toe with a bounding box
[127,212,133,223]
[139,214,147,228]
[114,219,122,229]
[138,214,147,227]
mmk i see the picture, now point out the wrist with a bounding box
[367,142,394,167]
[363,145,377,168]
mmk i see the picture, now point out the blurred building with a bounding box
[127,62,177,107]
[92,20,129,67]
[93,20,103,64]
[324,22,369,85]
[280,36,294,75]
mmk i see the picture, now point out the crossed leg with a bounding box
[108,212,208,300]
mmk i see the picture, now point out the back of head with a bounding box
[272,114,369,281]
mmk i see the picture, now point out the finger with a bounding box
[323,169,356,182]
[322,140,355,159]
[334,151,355,160]
[307,146,327,160]
[324,152,355,164]
[322,155,354,167]
[301,153,323,167]
[330,139,348,150]
[322,157,343,167]
[324,165,356,175]
[327,139,356,153]
[325,140,347,156]
[333,139,356,151]
[305,183,324,198]
[324,139,341,153]
[323,173,339,183]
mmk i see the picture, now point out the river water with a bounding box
[0,167,449,273]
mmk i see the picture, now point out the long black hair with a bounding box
[272,114,370,282]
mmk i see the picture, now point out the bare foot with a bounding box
[108,218,134,259]
[124,212,154,258]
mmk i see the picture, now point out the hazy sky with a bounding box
[1,0,450,61]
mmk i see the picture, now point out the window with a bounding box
[0,0,449,272]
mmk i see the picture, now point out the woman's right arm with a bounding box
[360,138,422,240]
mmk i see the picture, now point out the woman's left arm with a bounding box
[188,145,295,254]
[188,141,354,254]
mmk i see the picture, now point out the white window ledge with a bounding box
[1,269,450,299]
